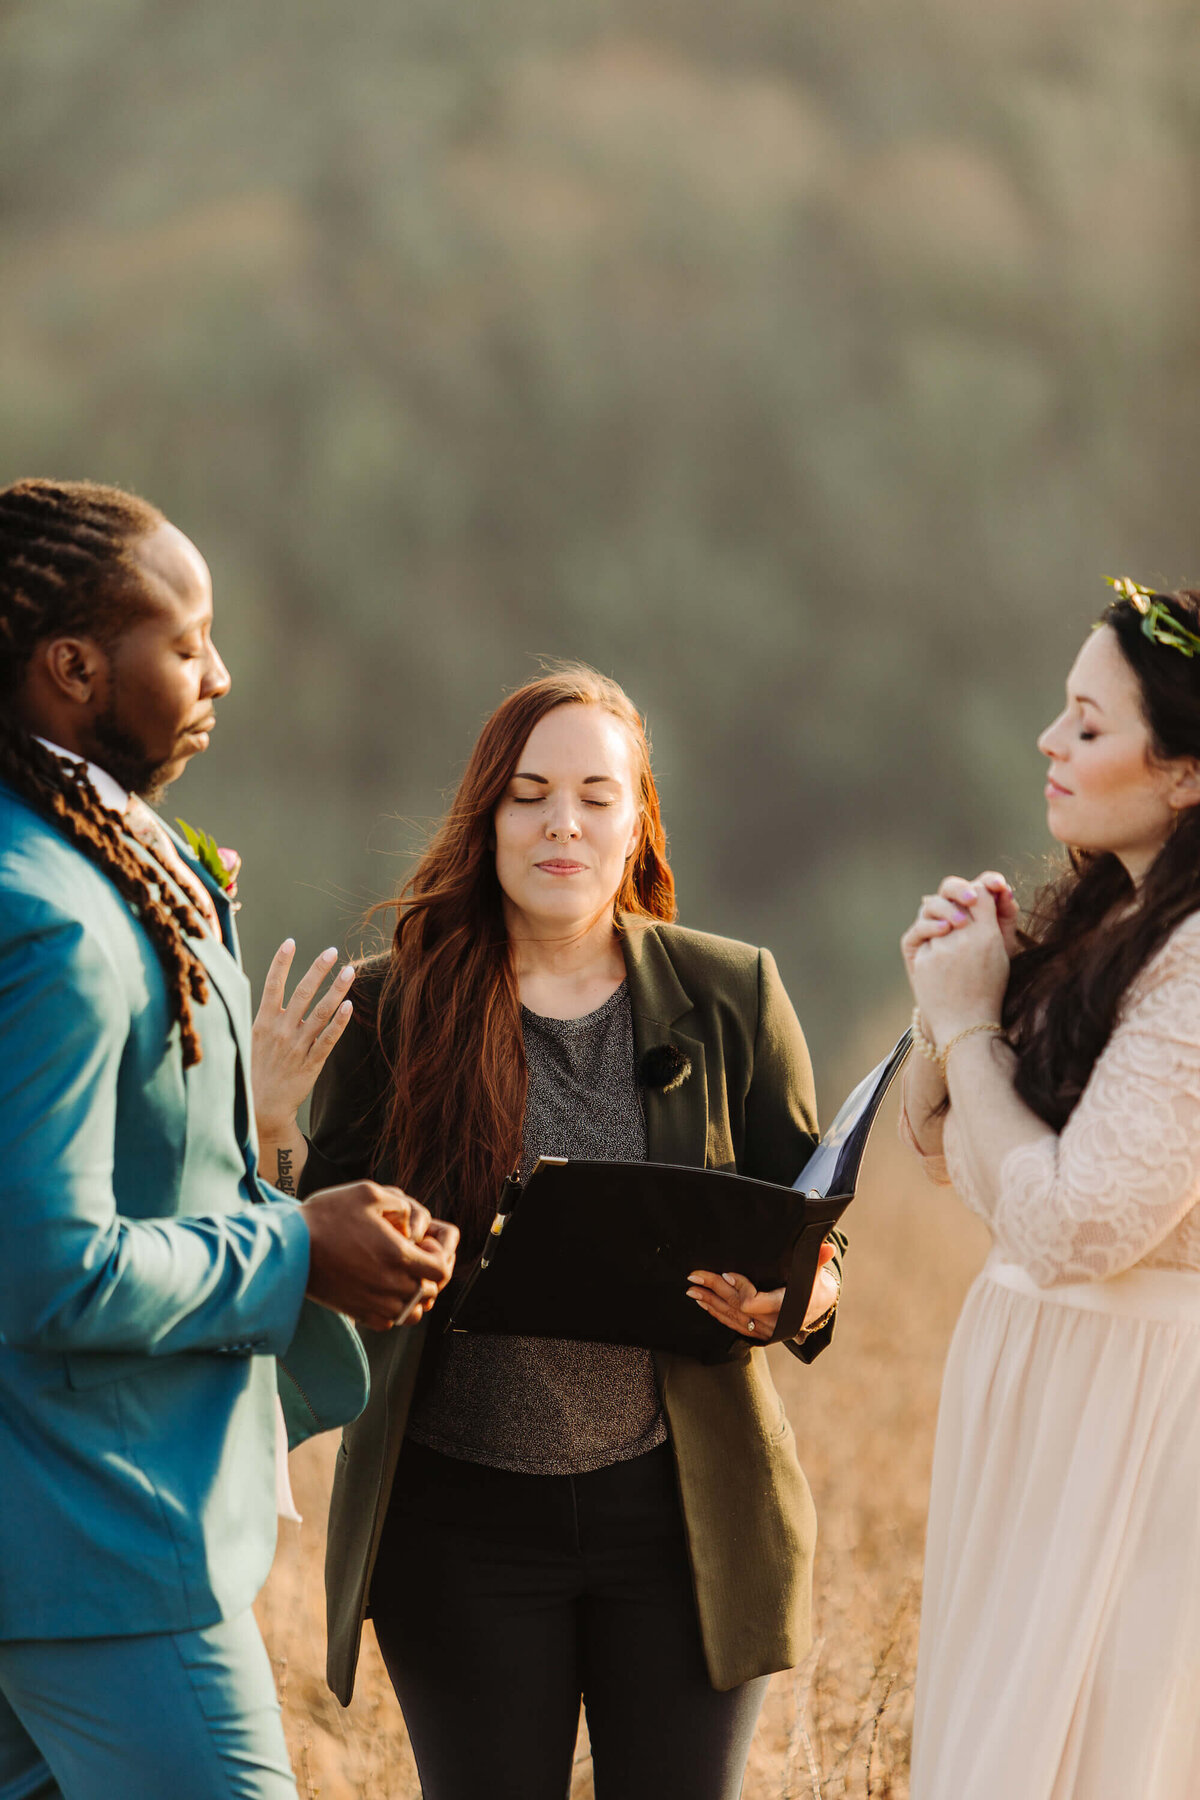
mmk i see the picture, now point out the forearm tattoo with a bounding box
[276,1146,296,1194]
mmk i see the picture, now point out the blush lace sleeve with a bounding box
[944,913,1200,1286]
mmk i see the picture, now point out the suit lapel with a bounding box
[621,919,709,1170]
[187,928,252,1067]
[190,926,259,1164]
[160,818,239,958]
[124,823,257,1173]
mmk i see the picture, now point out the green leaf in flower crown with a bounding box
[1104,576,1200,659]
[175,816,234,889]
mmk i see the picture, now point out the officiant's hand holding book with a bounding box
[686,1025,912,1343]
[685,1239,840,1342]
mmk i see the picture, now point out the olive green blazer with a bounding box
[302,918,837,1700]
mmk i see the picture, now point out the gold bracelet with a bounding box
[795,1300,837,1342]
[796,1252,842,1341]
[936,1020,1004,1080]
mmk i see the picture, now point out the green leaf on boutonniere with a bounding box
[175,816,235,891]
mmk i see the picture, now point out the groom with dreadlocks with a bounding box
[0,478,458,1800]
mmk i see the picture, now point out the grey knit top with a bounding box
[405,981,668,1475]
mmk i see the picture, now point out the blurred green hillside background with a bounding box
[3,0,1197,1079]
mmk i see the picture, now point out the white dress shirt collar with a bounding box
[34,737,130,816]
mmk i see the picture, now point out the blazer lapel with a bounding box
[621,919,709,1170]
[161,819,239,959]
[124,823,257,1174]
[156,825,250,1072]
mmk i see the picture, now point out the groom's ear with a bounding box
[34,635,110,708]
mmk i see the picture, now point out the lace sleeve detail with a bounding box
[981,914,1200,1286]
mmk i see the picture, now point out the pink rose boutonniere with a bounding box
[176,817,242,908]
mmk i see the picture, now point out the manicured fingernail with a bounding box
[722,1273,739,1286]
[338,1000,352,1015]
[952,906,969,922]
[338,964,354,982]
[321,946,337,962]
[282,937,295,952]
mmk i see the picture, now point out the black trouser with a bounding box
[369,1439,769,1800]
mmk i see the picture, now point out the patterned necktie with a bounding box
[125,797,222,941]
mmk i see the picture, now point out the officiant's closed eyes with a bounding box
[251,664,840,1800]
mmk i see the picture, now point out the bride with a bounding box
[900,580,1200,1799]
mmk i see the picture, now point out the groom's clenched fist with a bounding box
[302,1182,459,1331]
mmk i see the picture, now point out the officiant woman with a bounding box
[251,664,841,1800]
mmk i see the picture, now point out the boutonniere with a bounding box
[638,1045,692,1092]
[175,817,242,903]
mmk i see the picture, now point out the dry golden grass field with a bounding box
[257,1082,990,1800]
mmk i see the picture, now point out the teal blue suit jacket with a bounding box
[0,777,367,1641]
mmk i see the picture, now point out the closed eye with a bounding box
[511,794,614,806]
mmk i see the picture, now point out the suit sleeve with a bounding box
[0,915,310,1357]
[742,948,844,1365]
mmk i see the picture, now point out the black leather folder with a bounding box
[447,1028,911,1363]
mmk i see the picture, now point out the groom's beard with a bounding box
[91,703,177,805]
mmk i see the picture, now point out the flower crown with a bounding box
[1105,576,1200,659]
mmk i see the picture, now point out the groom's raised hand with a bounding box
[301,1182,459,1332]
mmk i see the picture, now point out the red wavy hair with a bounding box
[369,664,675,1252]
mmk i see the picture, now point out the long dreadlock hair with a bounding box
[0,477,209,1066]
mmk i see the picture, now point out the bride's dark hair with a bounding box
[1004,587,1200,1130]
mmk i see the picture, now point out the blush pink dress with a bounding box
[904,911,1200,1800]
